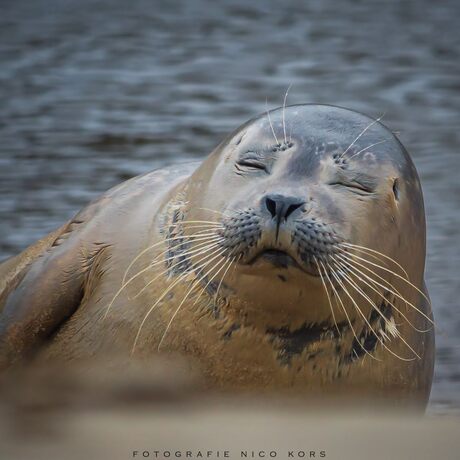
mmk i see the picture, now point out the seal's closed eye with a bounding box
[329,170,377,194]
[329,180,374,194]
[237,158,266,171]
[236,151,270,173]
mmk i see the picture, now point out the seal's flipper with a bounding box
[0,222,90,370]
[0,172,166,371]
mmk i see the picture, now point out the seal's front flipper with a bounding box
[0,224,88,371]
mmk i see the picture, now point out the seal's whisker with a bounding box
[131,269,196,354]
[122,239,180,287]
[153,232,221,259]
[347,139,389,161]
[173,224,223,230]
[132,248,226,354]
[335,256,431,334]
[315,258,341,337]
[337,244,391,274]
[336,252,434,327]
[199,257,235,308]
[330,268,416,362]
[164,231,221,241]
[340,242,409,279]
[104,236,222,319]
[149,236,224,276]
[121,231,220,287]
[166,227,222,238]
[265,98,280,146]
[332,261,419,361]
[333,261,396,335]
[193,255,238,327]
[337,259,429,334]
[338,249,432,311]
[323,266,380,361]
[282,84,292,144]
[122,228,221,285]
[160,238,224,269]
[196,207,237,217]
[231,253,242,276]
[167,226,222,234]
[212,256,236,305]
[333,259,422,357]
[133,239,224,300]
[339,113,385,160]
[170,220,223,226]
[337,252,414,307]
[157,254,231,351]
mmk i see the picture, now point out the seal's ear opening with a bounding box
[392,178,400,201]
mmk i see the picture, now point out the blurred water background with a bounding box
[0,0,458,412]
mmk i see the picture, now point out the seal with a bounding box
[0,104,434,407]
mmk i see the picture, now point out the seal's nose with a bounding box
[264,194,304,221]
[263,194,305,239]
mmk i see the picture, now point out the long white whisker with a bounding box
[194,254,240,326]
[150,237,224,274]
[339,113,385,160]
[330,268,415,361]
[133,239,224,300]
[333,258,421,359]
[170,223,223,229]
[336,252,434,327]
[197,207,235,217]
[334,256,431,333]
[315,259,341,336]
[122,228,221,285]
[338,249,432,311]
[331,260,417,361]
[340,242,409,279]
[266,98,280,145]
[103,236,222,319]
[347,139,389,161]
[157,255,231,351]
[323,265,380,361]
[131,248,225,354]
[171,220,223,225]
[282,84,292,144]
[211,257,236,306]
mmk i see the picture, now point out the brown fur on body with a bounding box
[0,105,434,408]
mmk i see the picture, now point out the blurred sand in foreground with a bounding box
[0,357,459,460]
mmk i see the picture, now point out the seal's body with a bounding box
[0,105,434,407]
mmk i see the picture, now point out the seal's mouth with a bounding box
[250,249,297,267]
[247,248,320,276]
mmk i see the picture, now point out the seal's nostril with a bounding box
[265,197,277,218]
[285,203,302,219]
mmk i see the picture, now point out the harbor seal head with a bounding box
[180,105,425,319]
[177,105,431,359]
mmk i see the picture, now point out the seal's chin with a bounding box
[246,248,320,277]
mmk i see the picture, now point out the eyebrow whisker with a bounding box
[265,98,280,146]
[282,84,292,144]
[347,139,389,161]
[339,113,385,160]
